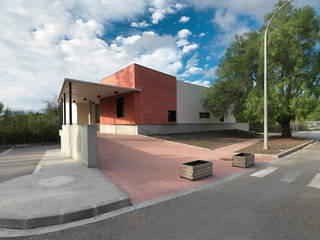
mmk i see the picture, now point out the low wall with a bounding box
[99,123,249,135]
[100,124,138,135]
[60,125,97,167]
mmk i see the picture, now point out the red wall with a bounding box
[100,64,135,88]
[100,92,136,124]
[99,64,177,125]
[134,64,176,124]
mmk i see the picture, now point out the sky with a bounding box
[0,0,319,111]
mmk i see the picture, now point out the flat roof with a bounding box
[57,78,142,103]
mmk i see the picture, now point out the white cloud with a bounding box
[187,0,320,23]
[179,53,203,78]
[199,32,206,37]
[179,16,190,23]
[131,20,150,28]
[149,0,186,24]
[177,29,192,38]
[186,53,199,68]
[176,30,198,54]
[204,66,218,78]
[183,80,211,87]
[182,43,198,54]
[0,0,186,111]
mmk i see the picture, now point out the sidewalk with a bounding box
[0,148,131,229]
[98,135,273,204]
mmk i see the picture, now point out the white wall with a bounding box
[64,102,78,124]
[176,81,235,124]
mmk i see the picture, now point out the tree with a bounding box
[203,1,320,137]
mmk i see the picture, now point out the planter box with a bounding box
[232,153,255,168]
[180,160,213,181]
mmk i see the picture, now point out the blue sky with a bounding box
[0,0,319,111]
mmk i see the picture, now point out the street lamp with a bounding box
[264,0,293,150]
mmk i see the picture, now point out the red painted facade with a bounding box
[99,64,177,125]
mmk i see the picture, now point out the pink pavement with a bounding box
[98,134,273,204]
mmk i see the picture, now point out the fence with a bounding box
[291,121,320,131]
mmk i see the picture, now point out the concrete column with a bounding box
[88,101,92,124]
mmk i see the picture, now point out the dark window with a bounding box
[220,116,224,122]
[117,97,124,118]
[199,112,210,119]
[95,104,100,123]
[168,110,176,122]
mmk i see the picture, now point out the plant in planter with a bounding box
[232,153,255,168]
[180,160,213,181]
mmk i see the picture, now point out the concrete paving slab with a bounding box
[0,145,55,183]
[0,149,131,229]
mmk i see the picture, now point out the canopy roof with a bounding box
[57,78,141,103]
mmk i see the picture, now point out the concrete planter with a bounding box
[232,153,255,168]
[180,160,213,181]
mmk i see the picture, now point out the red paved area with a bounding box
[98,134,273,204]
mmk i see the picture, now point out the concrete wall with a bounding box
[100,124,138,135]
[176,81,235,124]
[99,123,249,135]
[61,125,97,167]
[137,123,249,135]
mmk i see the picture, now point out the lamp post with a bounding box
[264,0,293,150]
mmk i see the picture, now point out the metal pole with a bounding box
[263,0,293,150]
[69,81,72,125]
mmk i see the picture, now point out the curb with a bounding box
[0,167,257,237]
[254,140,315,159]
[0,198,131,230]
[141,134,260,152]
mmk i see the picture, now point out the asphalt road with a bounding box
[0,145,56,183]
[294,130,320,141]
[15,136,320,240]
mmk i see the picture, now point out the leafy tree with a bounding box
[0,98,60,145]
[203,1,320,137]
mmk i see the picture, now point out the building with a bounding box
[58,63,247,135]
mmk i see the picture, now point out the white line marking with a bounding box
[32,163,42,174]
[0,148,13,156]
[32,151,47,174]
[308,173,320,189]
[280,170,301,183]
[250,167,278,178]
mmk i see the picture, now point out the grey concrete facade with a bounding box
[60,125,97,167]
[99,123,249,135]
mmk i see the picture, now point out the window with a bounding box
[95,104,100,123]
[168,110,176,122]
[117,97,124,118]
[199,112,210,119]
[220,116,224,122]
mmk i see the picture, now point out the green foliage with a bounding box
[203,1,320,136]
[0,99,60,145]
[306,100,320,121]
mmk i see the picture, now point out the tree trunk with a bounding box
[280,119,292,137]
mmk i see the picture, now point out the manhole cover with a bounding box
[38,176,74,187]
